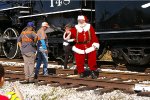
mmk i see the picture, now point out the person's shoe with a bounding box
[29,80,35,83]
[34,75,38,79]
[79,72,87,78]
[20,79,29,84]
[43,73,49,76]
[84,68,91,76]
[34,79,38,84]
[29,78,35,83]
[91,70,99,79]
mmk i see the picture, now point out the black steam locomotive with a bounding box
[0,0,150,66]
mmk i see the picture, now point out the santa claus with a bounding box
[66,15,100,79]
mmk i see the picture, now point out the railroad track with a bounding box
[100,65,150,73]
[0,58,58,65]
[1,58,150,73]
[0,58,150,96]
[3,66,150,97]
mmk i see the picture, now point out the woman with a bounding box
[63,24,74,69]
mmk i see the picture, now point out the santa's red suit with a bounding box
[70,21,100,74]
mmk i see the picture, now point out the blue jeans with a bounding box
[35,51,48,76]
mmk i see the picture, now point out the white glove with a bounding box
[92,43,100,49]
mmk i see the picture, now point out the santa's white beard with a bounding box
[78,23,87,28]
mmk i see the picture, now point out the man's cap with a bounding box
[27,22,35,27]
[42,22,50,28]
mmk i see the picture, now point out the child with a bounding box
[0,64,23,100]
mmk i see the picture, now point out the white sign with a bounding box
[50,0,70,7]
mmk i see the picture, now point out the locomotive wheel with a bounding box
[111,48,127,65]
[2,28,19,59]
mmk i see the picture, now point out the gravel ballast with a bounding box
[0,81,150,100]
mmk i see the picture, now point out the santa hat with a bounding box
[77,15,88,22]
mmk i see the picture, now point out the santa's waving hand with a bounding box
[65,15,100,79]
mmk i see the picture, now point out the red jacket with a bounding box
[71,23,100,54]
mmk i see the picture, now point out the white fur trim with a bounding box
[75,23,90,33]
[85,46,95,54]
[92,43,100,49]
[78,15,85,20]
[72,46,96,54]
[72,46,85,54]
[63,42,69,46]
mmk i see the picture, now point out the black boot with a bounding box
[91,70,99,79]
[80,71,88,78]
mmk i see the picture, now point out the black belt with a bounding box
[77,41,90,44]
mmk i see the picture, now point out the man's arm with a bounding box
[17,42,22,48]
[17,35,22,48]
[32,31,38,42]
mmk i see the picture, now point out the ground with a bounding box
[0,81,150,100]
